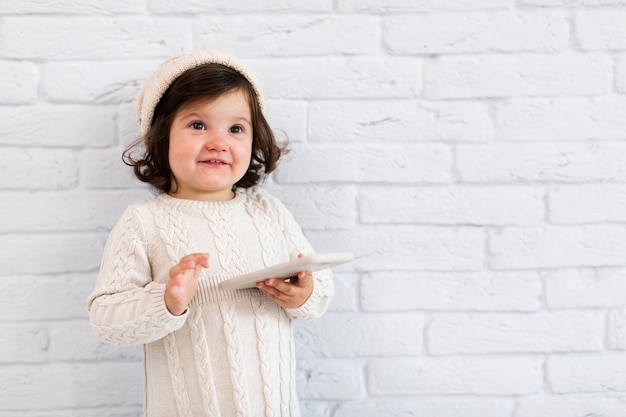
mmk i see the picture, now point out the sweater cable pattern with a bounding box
[251,297,275,417]
[219,299,251,416]
[190,307,220,416]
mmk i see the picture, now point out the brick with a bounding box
[117,102,142,147]
[150,0,332,13]
[0,190,152,233]
[326,272,358,312]
[490,225,626,269]
[516,396,626,417]
[334,398,513,417]
[428,311,604,355]
[608,310,626,350]
[264,100,307,143]
[0,0,144,13]
[265,185,357,230]
[0,104,116,147]
[42,60,158,104]
[80,149,153,190]
[0,274,94,322]
[361,271,542,312]
[49,320,142,361]
[549,185,626,223]
[338,0,512,12]
[0,61,38,104]
[545,267,626,308]
[359,186,544,226]
[576,10,626,50]
[368,356,543,395]
[0,148,78,191]
[495,97,626,141]
[0,233,103,274]
[385,11,568,54]
[308,100,492,143]
[1,17,190,59]
[0,408,143,417]
[274,144,452,184]
[294,313,423,357]
[306,226,485,271]
[521,0,626,4]
[0,323,48,363]
[296,359,365,399]
[196,16,379,57]
[300,403,333,417]
[617,55,626,93]
[547,353,626,393]
[424,54,611,99]
[249,57,421,99]
[0,363,143,409]
[457,143,626,183]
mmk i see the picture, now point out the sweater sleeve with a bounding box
[263,190,335,321]
[87,206,187,346]
[285,268,334,321]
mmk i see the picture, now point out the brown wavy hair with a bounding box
[123,63,286,193]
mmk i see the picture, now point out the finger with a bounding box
[257,280,291,302]
[181,253,210,268]
[258,289,283,306]
[170,260,194,279]
[296,270,313,283]
[195,252,210,267]
[171,254,210,276]
[264,278,296,295]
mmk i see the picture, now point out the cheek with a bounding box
[167,140,188,174]
[236,142,253,174]
[238,139,253,160]
[168,135,195,159]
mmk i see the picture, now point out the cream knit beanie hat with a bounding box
[136,51,264,136]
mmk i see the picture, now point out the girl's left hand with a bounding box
[256,254,314,309]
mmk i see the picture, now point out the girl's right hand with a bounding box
[164,253,210,316]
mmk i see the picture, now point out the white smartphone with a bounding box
[218,252,354,291]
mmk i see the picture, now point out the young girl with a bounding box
[87,51,334,417]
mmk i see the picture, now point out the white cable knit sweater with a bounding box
[87,187,334,417]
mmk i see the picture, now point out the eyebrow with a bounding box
[230,116,253,125]
[176,110,252,125]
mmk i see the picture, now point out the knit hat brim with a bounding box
[135,51,264,136]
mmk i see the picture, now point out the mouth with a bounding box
[200,159,228,166]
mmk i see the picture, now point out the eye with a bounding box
[189,121,206,130]
[230,125,244,134]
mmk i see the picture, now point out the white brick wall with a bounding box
[2,1,626,416]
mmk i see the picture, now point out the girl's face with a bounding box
[168,89,253,201]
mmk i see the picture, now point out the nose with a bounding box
[205,131,227,152]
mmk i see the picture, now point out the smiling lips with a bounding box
[201,159,228,166]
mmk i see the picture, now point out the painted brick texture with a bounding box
[1,1,626,416]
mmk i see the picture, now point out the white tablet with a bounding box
[218,252,354,290]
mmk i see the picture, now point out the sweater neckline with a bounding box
[156,188,247,209]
